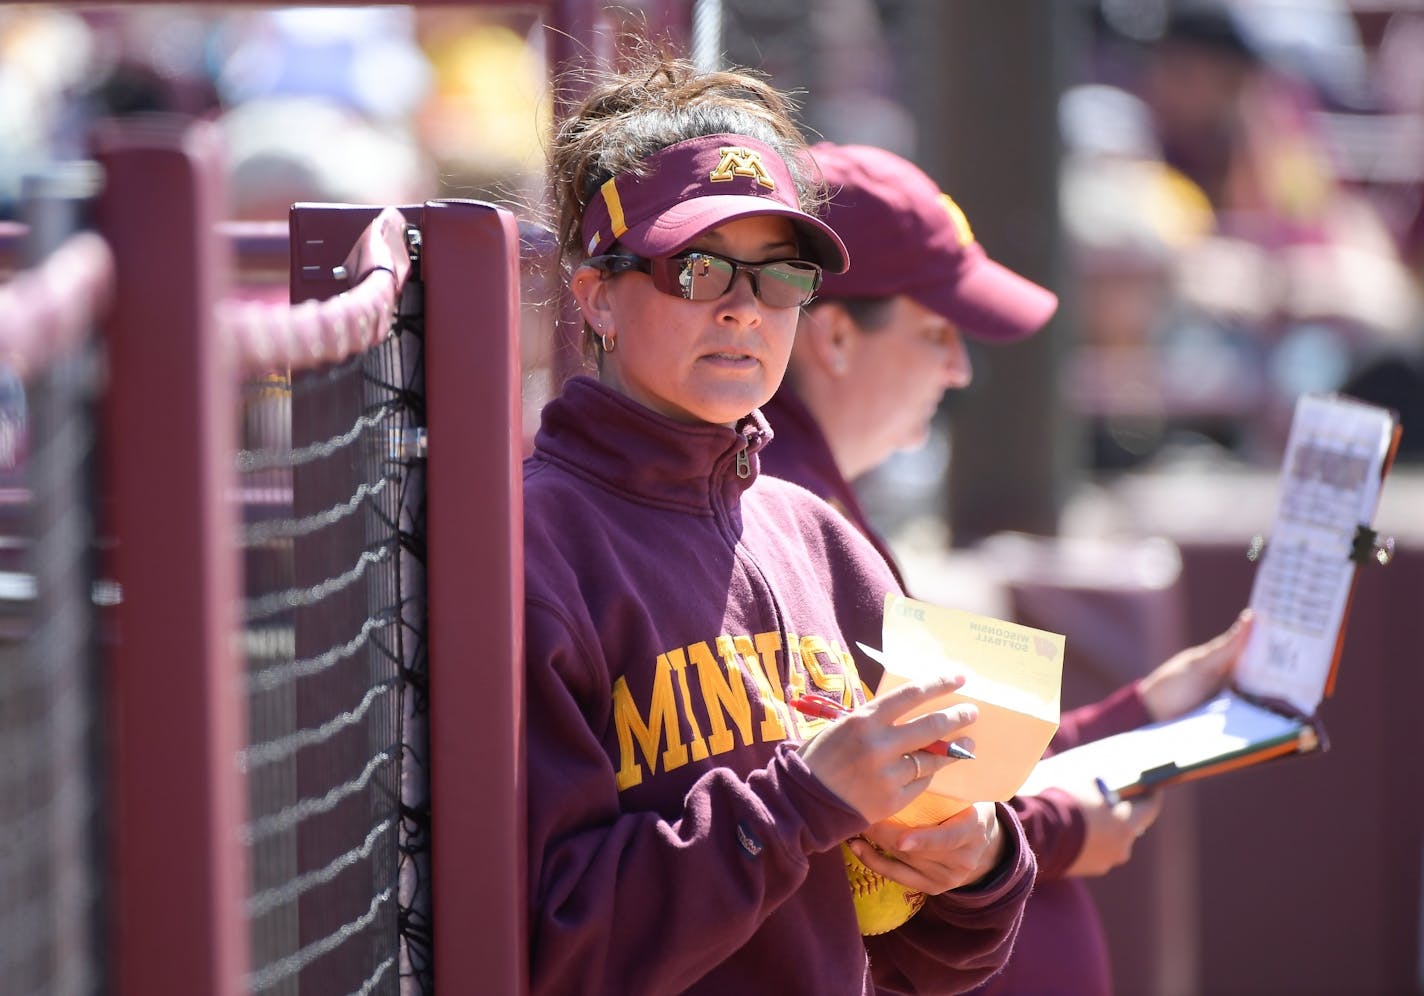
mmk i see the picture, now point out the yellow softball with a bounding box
[841,841,925,936]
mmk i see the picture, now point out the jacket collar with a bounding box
[533,376,773,513]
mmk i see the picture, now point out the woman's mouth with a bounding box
[703,350,757,364]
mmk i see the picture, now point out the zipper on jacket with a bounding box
[736,450,750,479]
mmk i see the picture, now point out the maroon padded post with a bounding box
[94,116,248,996]
[422,199,527,994]
[286,198,527,990]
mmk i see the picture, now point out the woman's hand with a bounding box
[848,802,1007,894]
[1139,609,1253,722]
[798,675,976,826]
[1060,781,1163,877]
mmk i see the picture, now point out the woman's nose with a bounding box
[716,270,763,323]
[942,332,973,389]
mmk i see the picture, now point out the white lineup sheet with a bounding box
[1235,393,1396,718]
[1020,393,1395,799]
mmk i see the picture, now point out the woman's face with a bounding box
[847,297,972,465]
[573,215,804,427]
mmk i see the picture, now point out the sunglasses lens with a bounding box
[652,252,822,307]
[758,261,821,307]
[676,253,737,301]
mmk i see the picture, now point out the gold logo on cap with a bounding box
[939,194,975,247]
[710,147,776,189]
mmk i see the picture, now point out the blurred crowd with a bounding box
[0,2,558,443]
[0,4,551,221]
[1061,1,1424,468]
[2,0,1423,472]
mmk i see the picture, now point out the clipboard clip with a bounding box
[1249,528,1394,567]
[1246,534,1267,563]
[1349,524,1395,567]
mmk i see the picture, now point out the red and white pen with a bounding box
[787,693,976,760]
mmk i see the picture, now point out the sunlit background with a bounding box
[3,2,1422,503]
[2,3,1423,994]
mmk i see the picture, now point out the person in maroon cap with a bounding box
[760,142,1253,996]
[523,54,1035,995]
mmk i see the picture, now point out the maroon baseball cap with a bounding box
[581,133,849,272]
[808,142,1057,341]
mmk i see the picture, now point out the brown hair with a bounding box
[547,51,825,276]
[832,296,897,332]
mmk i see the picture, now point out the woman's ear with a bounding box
[570,264,615,332]
[800,301,855,378]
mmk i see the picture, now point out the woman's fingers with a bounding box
[798,673,979,823]
[865,675,978,755]
[867,674,966,716]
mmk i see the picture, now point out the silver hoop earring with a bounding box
[600,332,616,353]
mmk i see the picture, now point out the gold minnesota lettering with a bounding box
[612,630,862,791]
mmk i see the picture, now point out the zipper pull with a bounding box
[736,450,751,479]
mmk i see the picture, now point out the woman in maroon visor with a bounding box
[521,52,1035,995]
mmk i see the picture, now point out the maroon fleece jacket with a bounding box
[523,377,1035,995]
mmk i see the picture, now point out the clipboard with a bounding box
[1023,392,1401,804]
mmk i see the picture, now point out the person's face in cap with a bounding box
[846,298,973,462]
[571,215,804,428]
[795,295,972,480]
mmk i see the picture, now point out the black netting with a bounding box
[0,343,104,996]
[237,268,428,995]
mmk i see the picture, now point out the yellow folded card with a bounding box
[874,593,1064,816]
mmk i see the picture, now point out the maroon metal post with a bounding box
[421,199,526,994]
[94,115,248,996]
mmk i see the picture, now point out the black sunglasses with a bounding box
[585,249,823,309]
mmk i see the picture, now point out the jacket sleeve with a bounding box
[1008,788,1085,880]
[1048,681,1152,753]
[1009,682,1150,884]
[525,598,868,996]
[863,802,1036,995]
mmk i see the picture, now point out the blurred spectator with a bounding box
[79,7,221,120]
[209,7,436,219]
[720,0,915,156]
[0,7,96,218]
[213,6,430,124]
[219,96,433,220]
[1067,0,1424,467]
[413,13,549,208]
[1370,11,1424,279]
[1059,78,1263,467]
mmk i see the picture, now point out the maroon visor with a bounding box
[580,133,849,273]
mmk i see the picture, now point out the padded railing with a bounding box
[4,35,533,996]
[0,171,114,996]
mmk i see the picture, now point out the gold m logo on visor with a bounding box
[710,147,776,189]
